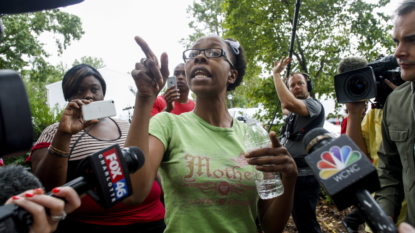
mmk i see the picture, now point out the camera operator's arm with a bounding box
[385,79,398,90]
[31,99,98,191]
[4,187,81,233]
[345,102,369,157]
[273,57,310,116]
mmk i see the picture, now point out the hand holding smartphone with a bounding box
[82,100,117,121]
[167,76,177,89]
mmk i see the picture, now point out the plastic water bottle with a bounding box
[244,118,284,199]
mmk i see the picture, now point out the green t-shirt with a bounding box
[150,112,259,233]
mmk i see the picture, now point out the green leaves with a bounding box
[0,9,84,73]
[0,9,84,161]
[185,0,394,125]
[180,0,226,48]
[72,56,106,69]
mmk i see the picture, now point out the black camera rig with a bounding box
[334,55,404,107]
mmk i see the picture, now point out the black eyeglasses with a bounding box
[182,48,235,69]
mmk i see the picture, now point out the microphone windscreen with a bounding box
[122,146,145,173]
[337,57,368,74]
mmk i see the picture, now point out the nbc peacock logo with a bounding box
[317,146,362,180]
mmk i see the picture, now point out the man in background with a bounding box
[151,63,195,116]
[273,57,325,233]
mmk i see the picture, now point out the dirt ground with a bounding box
[283,195,367,233]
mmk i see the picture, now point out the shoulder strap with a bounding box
[280,112,295,136]
[287,98,325,140]
[69,122,99,156]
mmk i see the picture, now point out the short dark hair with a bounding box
[0,165,43,204]
[224,38,247,92]
[62,64,106,101]
[395,0,415,16]
[175,63,185,69]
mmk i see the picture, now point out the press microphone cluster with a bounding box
[61,144,144,208]
[303,128,397,233]
[0,144,145,233]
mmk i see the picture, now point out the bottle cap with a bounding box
[246,118,257,125]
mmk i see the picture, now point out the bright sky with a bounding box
[47,0,195,74]
[46,0,400,75]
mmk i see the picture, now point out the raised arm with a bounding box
[273,57,309,116]
[345,102,369,157]
[31,99,97,191]
[123,36,169,205]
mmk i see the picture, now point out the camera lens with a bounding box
[347,76,367,96]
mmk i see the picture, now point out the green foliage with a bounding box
[180,0,225,48]
[3,154,28,167]
[320,187,333,205]
[72,56,106,69]
[25,80,62,141]
[0,9,84,73]
[1,10,83,166]
[0,8,83,129]
[184,0,395,124]
[222,0,394,118]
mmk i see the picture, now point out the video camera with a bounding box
[0,70,33,159]
[334,55,404,107]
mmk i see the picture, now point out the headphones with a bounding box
[286,73,313,93]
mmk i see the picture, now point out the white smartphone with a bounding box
[82,100,117,121]
[167,76,177,89]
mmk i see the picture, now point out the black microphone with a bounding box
[303,128,397,233]
[53,144,144,209]
[0,144,144,233]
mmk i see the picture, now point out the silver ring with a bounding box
[141,58,147,66]
[51,211,67,222]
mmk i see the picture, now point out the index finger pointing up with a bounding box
[134,36,158,67]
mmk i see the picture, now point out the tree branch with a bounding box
[0,45,11,54]
[295,36,308,73]
[316,59,326,78]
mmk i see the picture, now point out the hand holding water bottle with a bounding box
[244,119,298,199]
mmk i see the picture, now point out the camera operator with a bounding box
[373,0,415,227]
[273,57,324,233]
[336,56,404,232]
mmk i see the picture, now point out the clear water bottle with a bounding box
[244,118,284,199]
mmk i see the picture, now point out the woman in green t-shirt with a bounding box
[125,35,298,233]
